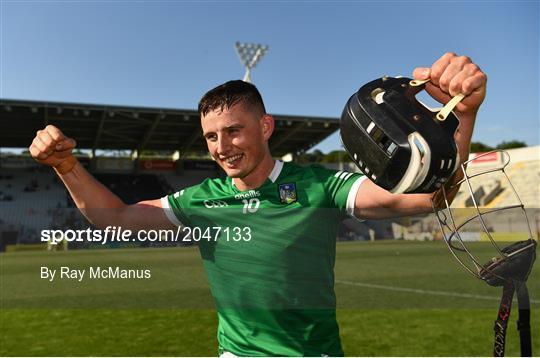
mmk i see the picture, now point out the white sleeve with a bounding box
[160,196,184,227]
[346,176,368,221]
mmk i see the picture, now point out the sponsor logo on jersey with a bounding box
[234,190,261,200]
[278,183,297,204]
[203,200,228,208]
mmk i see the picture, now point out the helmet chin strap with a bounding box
[409,78,466,121]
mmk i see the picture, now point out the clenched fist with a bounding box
[29,125,78,174]
[413,52,487,116]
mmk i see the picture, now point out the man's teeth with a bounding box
[224,154,242,163]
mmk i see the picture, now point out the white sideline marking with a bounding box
[336,280,540,304]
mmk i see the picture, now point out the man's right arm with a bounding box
[29,125,176,231]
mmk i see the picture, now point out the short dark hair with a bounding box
[198,80,267,117]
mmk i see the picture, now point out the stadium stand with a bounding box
[405,147,540,242]
[0,99,339,157]
[0,166,174,246]
[158,159,220,191]
[0,167,67,243]
[487,160,539,208]
[453,148,539,209]
[94,173,169,204]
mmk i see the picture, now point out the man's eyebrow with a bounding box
[224,123,244,129]
[202,123,244,136]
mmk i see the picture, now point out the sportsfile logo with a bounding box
[203,200,228,208]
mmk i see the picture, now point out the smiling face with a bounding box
[201,102,274,185]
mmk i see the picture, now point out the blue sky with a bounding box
[1,1,538,153]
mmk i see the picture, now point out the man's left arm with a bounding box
[354,52,487,220]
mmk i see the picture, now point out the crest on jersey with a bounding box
[278,183,297,204]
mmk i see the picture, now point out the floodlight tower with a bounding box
[235,42,269,83]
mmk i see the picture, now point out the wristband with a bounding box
[54,156,78,175]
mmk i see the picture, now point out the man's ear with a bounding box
[261,114,274,141]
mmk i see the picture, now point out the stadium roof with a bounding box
[0,99,340,157]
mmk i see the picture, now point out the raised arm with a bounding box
[29,125,175,231]
[354,52,487,220]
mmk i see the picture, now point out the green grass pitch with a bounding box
[1,240,538,356]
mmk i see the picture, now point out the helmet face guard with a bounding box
[340,76,460,194]
[433,150,537,286]
[433,150,537,357]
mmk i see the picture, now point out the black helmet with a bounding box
[340,76,460,193]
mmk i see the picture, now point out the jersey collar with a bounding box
[268,160,284,183]
[231,160,284,188]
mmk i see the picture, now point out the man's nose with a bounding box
[216,135,231,155]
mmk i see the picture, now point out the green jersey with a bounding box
[162,161,365,356]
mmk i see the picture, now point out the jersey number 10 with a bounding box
[242,198,260,214]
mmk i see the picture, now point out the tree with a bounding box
[496,140,527,150]
[297,149,324,164]
[470,141,494,153]
[321,150,350,163]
